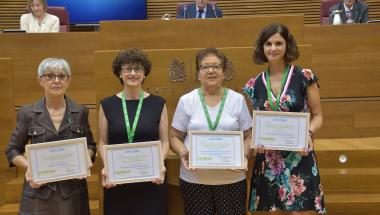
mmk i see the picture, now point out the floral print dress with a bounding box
[243,65,326,213]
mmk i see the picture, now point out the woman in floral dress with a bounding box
[243,23,327,214]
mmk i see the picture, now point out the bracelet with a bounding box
[308,130,314,137]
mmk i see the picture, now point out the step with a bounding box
[4,175,100,204]
[314,137,380,168]
[325,194,380,215]
[320,168,380,194]
[0,200,99,215]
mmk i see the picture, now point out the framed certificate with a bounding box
[103,141,163,184]
[26,137,90,184]
[252,110,310,151]
[188,130,244,169]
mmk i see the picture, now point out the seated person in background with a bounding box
[177,0,223,19]
[329,0,368,24]
[20,0,59,32]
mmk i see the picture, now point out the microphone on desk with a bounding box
[211,3,218,18]
[161,13,171,20]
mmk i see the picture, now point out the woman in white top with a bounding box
[170,47,252,215]
[20,0,59,33]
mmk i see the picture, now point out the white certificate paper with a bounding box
[104,141,162,184]
[252,111,310,151]
[189,131,244,169]
[26,137,90,183]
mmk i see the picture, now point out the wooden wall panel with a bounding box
[1,1,380,29]
[0,33,100,106]
[319,100,380,139]
[305,24,380,98]
[100,15,305,50]
[0,58,16,206]
[0,0,25,29]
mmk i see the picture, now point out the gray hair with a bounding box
[37,58,71,77]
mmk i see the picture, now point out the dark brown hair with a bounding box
[253,23,299,64]
[112,48,151,85]
[195,47,227,77]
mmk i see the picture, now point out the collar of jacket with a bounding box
[32,95,80,114]
[32,95,80,134]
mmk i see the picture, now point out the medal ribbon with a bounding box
[121,91,144,143]
[198,88,228,131]
[265,65,289,111]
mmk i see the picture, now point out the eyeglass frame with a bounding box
[41,73,70,81]
[120,66,145,74]
[199,64,224,72]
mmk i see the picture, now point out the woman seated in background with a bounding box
[6,58,96,214]
[20,0,59,33]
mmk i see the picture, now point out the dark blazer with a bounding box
[177,3,223,19]
[5,96,96,200]
[328,0,369,24]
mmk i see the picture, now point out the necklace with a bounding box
[46,103,66,116]
[48,111,65,116]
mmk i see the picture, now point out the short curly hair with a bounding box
[195,47,227,77]
[253,23,299,64]
[112,48,152,85]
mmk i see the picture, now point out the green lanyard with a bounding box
[265,65,289,111]
[198,88,228,131]
[121,91,144,143]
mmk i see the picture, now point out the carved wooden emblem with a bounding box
[169,59,186,82]
[224,60,235,81]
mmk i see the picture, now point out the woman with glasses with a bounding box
[21,0,59,33]
[6,58,96,215]
[98,48,169,215]
[170,47,252,215]
[243,23,326,214]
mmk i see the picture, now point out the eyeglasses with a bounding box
[121,66,144,74]
[199,64,223,72]
[42,73,69,81]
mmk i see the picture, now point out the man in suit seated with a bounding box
[177,0,223,19]
[329,0,368,24]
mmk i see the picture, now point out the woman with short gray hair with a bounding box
[6,58,96,215]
